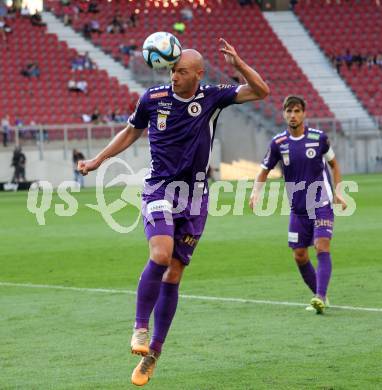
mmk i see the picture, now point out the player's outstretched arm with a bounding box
[219,38,270,103]
[249,168,270,210]
[77,124,144,175]
[327,158,347,210]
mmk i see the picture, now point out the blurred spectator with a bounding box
[1,115,10,147]
[83,22,91,38]
[73,149,85,188]
[120,39,137,56]
[173,21,185,34]
[21,62,40,78]
[353,53,364,68]
[290,0,298,10]
[110,13,125,33]
[0,16,12,42]
[0,2,8,18]
[82,113,91,123]
[103,107,130,123]
[238,0,254,5]
[376,53,382,68]
[343,49,353,69]
[87,0,99,13]
[71,55,84,70]
[129,11,137,27]
[91,107,101,123]
[20,5,30,17]
[90,19,101,34]
[113,107,129,123]
[71,52,94,70]
[15,117,28,139]
[83,52,94,69]
[68,78,88,93]
[11,146,26,183]
[180,7,193,21]
[366,54,375,68]
[30,12,46,27]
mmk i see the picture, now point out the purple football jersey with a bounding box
[128,84,240,201]
[261,126,334,215]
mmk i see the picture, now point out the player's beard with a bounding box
[288,120,302,130]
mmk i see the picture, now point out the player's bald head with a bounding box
[177,49,204,71]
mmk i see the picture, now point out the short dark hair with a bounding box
[283,95,306,111]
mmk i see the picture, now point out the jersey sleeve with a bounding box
[321,132,335,161]
[261,139,280,170]
[209,84,240,109]
[127,91,150,129]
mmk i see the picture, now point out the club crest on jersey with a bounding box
[188,102,202,117]
[281,151,290,166]
[306,148,316,158]
[157,114,167,131]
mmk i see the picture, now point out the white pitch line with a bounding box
[0,281,381,313]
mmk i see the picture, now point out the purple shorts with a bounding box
[288,205,334,249]
[142,195,208,265]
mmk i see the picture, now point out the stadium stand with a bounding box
[0,11,138,139]
[295,0,382,117]
[48,0,334,125]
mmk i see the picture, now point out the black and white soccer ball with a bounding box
[142,32,182,70]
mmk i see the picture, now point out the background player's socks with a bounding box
[298,260,317,294]
[316,252,332,299]
[150,282,179,353]
[135,259,168,329]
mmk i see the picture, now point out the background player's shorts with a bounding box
[142,195,208,265]
[288,205,334,249]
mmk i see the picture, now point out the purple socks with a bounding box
[150,282,179,353]
[298,260,317,294]
[316,252,332,298]
[135,259,167,329]
[134,260,180,354]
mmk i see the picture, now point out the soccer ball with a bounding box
[142,32,182,70]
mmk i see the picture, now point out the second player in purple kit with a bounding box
[78,39,269,386]
[250,95,347,315]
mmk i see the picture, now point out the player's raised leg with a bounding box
[132,258,184,386]
[131,235,173,356]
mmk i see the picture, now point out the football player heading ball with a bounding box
[78,38,269,386]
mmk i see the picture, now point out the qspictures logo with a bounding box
[27,158,359,234]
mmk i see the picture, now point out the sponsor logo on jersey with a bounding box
[275,136,288,144]
[158,101,172,107]
[181,234,199,247]
[307,132,320,140]
[146,199,172,214]
[217,84,234,89]
[157,109,170,115]
[281,151,290,166]
[288,232,299,243]
[157,114,167,131]
[305,142,319,147]
[188,102,202,117]
[314,219,333,228]
[306,148,316,158]
[150,91,169,99]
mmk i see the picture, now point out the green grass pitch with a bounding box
[1,174,381,389]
